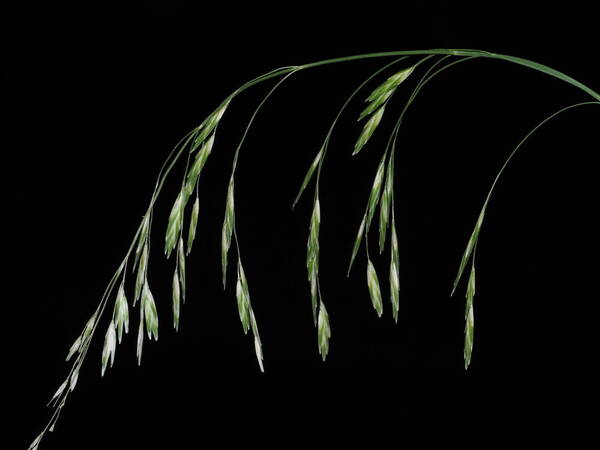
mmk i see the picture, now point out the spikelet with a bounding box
[187,196,199,255]
[142,281,159,341]
[354,65,415,155]
[464,266,476,369]
[236,260,250,334]
[101,320,116,376]
[185,135,214,196]
[389,212,400,322]
[165,190,185,258]
[172,269,181,331]
[136,308,144,366]
[353,106,385,155]
[133,213,150,271]
[306,198,321,323]
[317,301,331,361]
[134,242,148,305]
[378,158,393,253]
[191,99,230,150]
[65,336,81,362]
[366,155,387,230]
[235,258,264,372]
[367,259,383,317]
[452,206,486,295]
[293,145,323,208]
[177,237,186,301]
[113,285,129,343]
[221,176,235,287]
[348,213,366,276]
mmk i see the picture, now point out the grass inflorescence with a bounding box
[28,50,600,450]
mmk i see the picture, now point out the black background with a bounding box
[8,2,600,448]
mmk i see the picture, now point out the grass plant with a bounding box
[29,49,600,450]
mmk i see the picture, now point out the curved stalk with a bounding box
[453,101,600,369]
[452,100,600,297]
[222,70,299,371]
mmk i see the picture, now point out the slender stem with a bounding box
[231,71,298,174]
[230,71,298,258]
[471,101,600,258]
[484,101,600,206]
